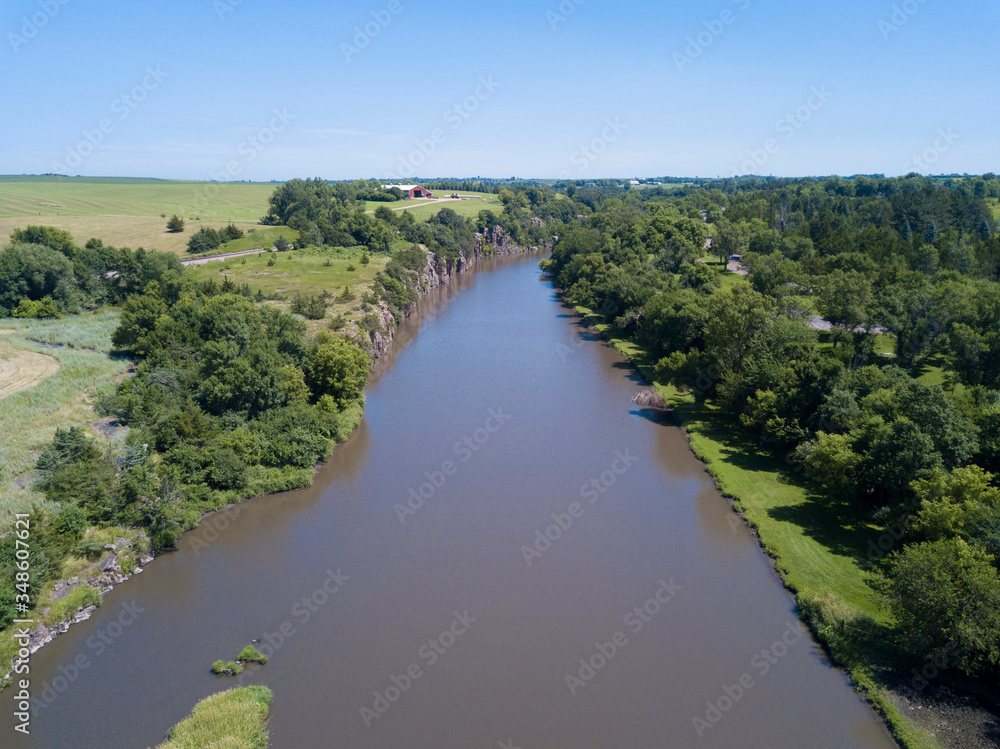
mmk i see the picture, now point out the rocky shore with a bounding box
[363,224,548,357]
[3,223,547,686]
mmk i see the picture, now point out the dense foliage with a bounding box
[543,174,1000,684]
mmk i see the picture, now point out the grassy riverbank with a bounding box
[157,686,272,749]
[573,303,942,749]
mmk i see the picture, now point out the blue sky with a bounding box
[3,0,998,180]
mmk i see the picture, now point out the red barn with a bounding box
[383,184,433,199]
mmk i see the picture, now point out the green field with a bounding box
[0,313,130,529]
[364,191,502,220]
[0,176,275,255]
[0,177,497,255]
[185,247,392,334]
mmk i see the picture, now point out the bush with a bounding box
[328,313,347,331]
[360,253,370,265]
[205,447,249,491]
[211,660,244,675]
[221,223,244,242]
[876,538,1000,675]
[13,296,60,319]
[166,215,185,233]
[238,645,267,664]
[187,227,222,254]
[267,254,277,267]
[335,286,356,303]
[291,293,328,320]
[76,538,106,559]
[346,264,356,272]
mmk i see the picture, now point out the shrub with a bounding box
[76,538,106,559]
[238,645,267,664]
[211,660,244,675]
[335,286,356,303]
[328,314,347,331]
[291,294,328,320]
[346,264,356,272]
[166,215,185,233]
[360,253,370,265]
[13,296,60,318]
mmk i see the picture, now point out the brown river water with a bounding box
[6,252,897,748]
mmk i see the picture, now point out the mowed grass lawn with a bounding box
[0,176,275,255]
[0,312,130,531]
[575,306,891,619]
[364,191,502,221]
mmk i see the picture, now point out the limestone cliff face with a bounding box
[366,301,396,357]
[367,223,550,357]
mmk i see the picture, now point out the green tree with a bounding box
[815,270,873,341]
[307,336,370,409]
[913,466,1000,543]
[10,225,77,257]
[166,215,185,233]
[0,243,75,312]
[713,220,750,265]
[703,284,775,374]
[876,538,1000,675]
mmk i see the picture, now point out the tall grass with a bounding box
[0,312,129,530]
[157,686,272,749]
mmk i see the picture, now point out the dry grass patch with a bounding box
[0,337,59,399]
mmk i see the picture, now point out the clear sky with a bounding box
[3,0,998,180]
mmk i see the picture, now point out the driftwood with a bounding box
[631,389,667,409]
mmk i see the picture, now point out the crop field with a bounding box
[0,178,496,255]
[0,312,129,529]
[0,176,275,255]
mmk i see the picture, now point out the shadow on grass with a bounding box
[681,399,881,563]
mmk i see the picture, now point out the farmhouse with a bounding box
[382,184,434,199]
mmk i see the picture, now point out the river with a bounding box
[8,252,896,748]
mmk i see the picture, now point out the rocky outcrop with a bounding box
[366,301,396,357]
[367,223,550,357]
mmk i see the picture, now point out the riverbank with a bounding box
[565,299,1000,749]
[1,229,538,690]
